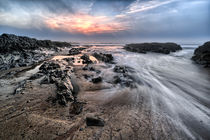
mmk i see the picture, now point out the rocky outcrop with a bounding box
[39,60,76,105]
[113,65,137,88]
[69,47,86,55]
[81,54,93,64]
[93,52,113,63]
[124,43,182,54]
[0,33,71,70]
[192,42,210,67]
[0,33,71,53]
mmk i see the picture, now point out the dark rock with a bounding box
[82,65,95,71]
[69,48,81,55]
[112,65,137,88]
[63,57,74,62]
[113,74,136,88]
[38,60,74,105]
[114,65,134,73]
[69,102,84,115]
[192,42,210,67]
[92,76,102,83]
[93,52,114,63]
[124,43,182,54]
[69,47,86,55]
[0,33,71,70]
[86,116,105,127]
[81,54,93,64]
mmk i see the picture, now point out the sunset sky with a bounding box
[0,0,209,43]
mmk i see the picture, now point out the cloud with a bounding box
[45,14,128,34]
[0,0,209,42]
[126,0,176,14]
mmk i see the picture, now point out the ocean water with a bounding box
[87,44,210,139]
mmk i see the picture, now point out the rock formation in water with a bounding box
[0,33,71,70]
[93,52,113,63]
[192,41,210,67]
[124,43,182,54]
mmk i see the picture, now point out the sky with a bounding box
[0,0,209,43]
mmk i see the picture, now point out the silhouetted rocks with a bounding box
[124,43,182,54]
[0,33,71,70]
[192,41,210,67]
[93,52,113,63]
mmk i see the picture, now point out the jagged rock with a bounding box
[93,52,113,63]
[86,115,105,127]
[81,54,93,64]
[192,41,210,67]
[113,75,136,88]
[92,76,102,83]
[69,47,86,55]
[113,65,137,88]
[114,65,134,73]
[124,43,182,54]
[82,65,95,71]
[69,102,84,115]
[63,57,74,62]
[38,60,74,105]
[0,33,71,70]
[69,48,81,55]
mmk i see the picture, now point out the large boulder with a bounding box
[192,41,210,67]
[124,43,182,54]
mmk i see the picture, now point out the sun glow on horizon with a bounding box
[45,14,127,34]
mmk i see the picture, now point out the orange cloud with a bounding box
[45,14,127,34]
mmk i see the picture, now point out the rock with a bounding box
[114,65,134,73]
[92,76,102,83]
[68,47,86,55]
[192,41,210,67]
[113,75,136,88]
[86,116,105,127]
[63,57,74,62]
[124,43,182,54]
[113,65,137,88]
[69,102,84,115]
[69,48,81,55]
[81,54,93,64]
[82,65,95,71]
[0,33,71,70]
[93,52,114,63]
[38,60,75,105]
